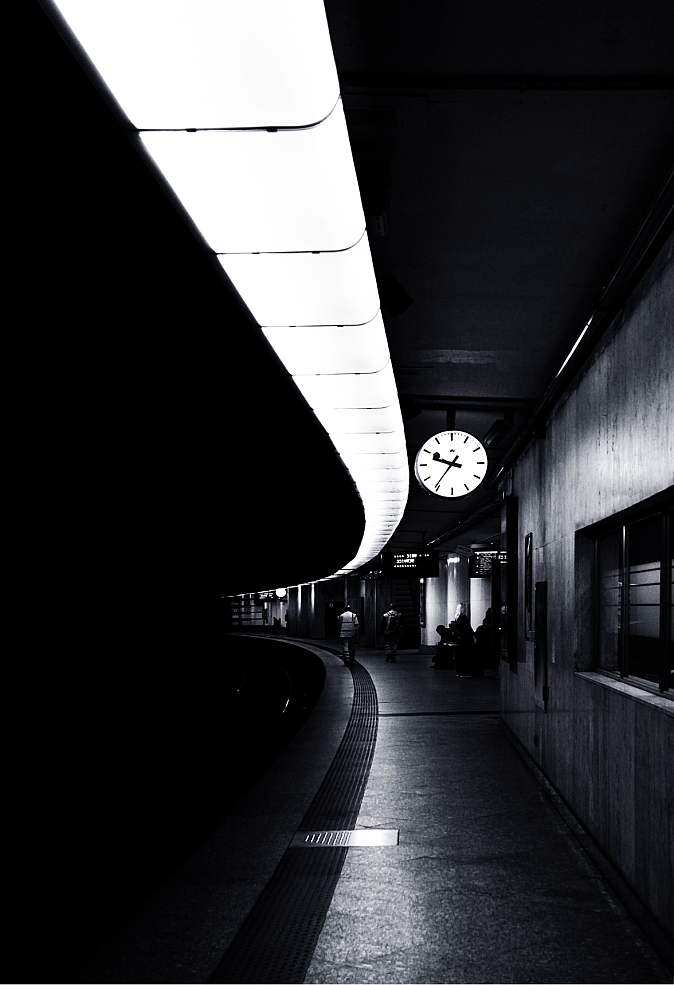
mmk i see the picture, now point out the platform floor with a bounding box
[85,642,670,984]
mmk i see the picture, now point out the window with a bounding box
[597,527,621,673]
[594,492,673,693]
[627,513,663,683]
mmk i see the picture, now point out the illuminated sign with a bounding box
[394,552,418,569]
[469,551,506,577]
[382,550,439,576]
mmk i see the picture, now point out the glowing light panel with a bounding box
[220,233,379,327]
[262,314,389,376]
[141,101,364,253]
[53,0,339,129]
[295,362,398,410]
[53,2,410,587]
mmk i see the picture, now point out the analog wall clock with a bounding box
[414,430,488,498]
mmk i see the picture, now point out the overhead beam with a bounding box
[426,496,502,548]
[341,72,674,95]
[401,394,534,412]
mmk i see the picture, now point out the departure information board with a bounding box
[469,552,505,577]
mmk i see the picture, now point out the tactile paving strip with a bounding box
[210,660,378,984]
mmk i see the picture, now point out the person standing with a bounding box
[381,602,403,662]
[337,602,359,665]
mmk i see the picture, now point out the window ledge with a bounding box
[575,672,674,716]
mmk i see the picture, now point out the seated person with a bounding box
[475,608,494,673]
[433,623,455,667]
[454,614,479,677]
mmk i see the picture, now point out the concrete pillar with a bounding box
[446,555,471,625]
[269,588,288,630]
[287,585,299,634]
[420,553,471,645]
[299,584,311,636]
[470,576,491,633]
[420,555,448,646]
[316,581,341,640]
[363,575,378,646]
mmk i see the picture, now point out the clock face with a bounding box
[414,430,488,498]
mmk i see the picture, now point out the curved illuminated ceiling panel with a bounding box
[51,0,340,129]
[53,0,409,586]
[141,102,364,253]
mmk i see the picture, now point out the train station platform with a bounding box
[82,639,671,984]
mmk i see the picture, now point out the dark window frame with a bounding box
[524,532,534,640]
[591,487,673,694]
[500,495,519,670]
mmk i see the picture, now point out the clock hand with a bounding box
[432,452,462,468]
[434,456,464,490]
[435,465,452,491]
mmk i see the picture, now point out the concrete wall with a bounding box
[500,234,674,934]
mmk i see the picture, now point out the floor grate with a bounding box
[292,828,399,848]
[210,659,378,984]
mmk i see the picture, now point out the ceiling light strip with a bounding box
[140,101,364,254]
[219,232,379,327]
[52,0,340,130]
[51,0,408,589]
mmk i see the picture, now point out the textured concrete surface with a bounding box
[307,647,670,984]
[501,237,674,935]
[79,641,669,983]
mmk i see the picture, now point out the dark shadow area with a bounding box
[25,1,363,598]
[16,6,362,981]
[34,637,326,982]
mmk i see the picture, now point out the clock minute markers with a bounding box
[415,429,488,498]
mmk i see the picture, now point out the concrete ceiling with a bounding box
[326,0,674,556]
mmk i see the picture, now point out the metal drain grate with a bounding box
[292,829,399,848]
[210,659,379,984]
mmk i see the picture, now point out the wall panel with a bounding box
[501,234,674,933]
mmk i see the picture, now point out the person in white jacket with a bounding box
[337,602,359,665]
